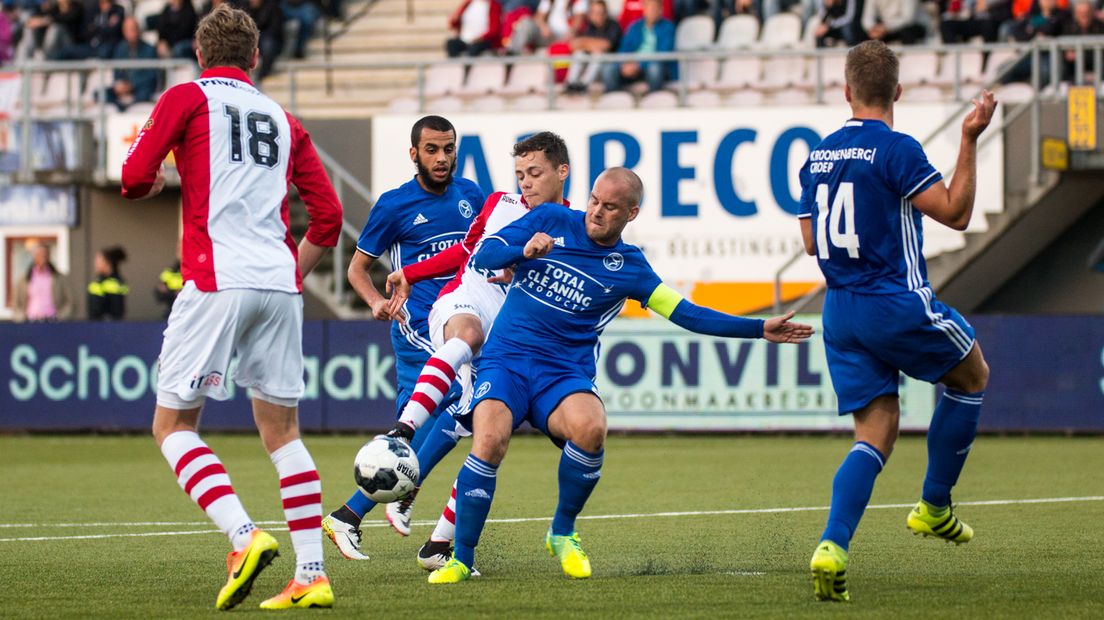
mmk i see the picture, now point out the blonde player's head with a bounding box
[844,40,902,112]
[195,5,259,73]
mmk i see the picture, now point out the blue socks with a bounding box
[551,442,604,536]
[454,454,497,568]
[923,390,984,508]
[821,441,886,551]
[415,410,462,485]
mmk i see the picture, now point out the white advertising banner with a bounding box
[105,112,178,182]
[372,104,1003,313]
[595,316,937,431]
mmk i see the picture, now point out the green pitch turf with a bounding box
[1,434,1102,618]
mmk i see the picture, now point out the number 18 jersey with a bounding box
[798,119,942,295]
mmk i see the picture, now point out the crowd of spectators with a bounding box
[0,0,343,97]
[445,0,1104,93]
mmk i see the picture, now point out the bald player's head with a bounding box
[585,167,643,246]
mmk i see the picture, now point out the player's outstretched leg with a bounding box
[160,429,278,610]
[546,441,603,579]
[259,438,333,609]
[398,338,473,432]
[907,389,985,544]
[418,482,458,570]
[811,441,886,602]
[428,455,497,584]
[387,410,464,536]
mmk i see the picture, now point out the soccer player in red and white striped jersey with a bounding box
[121,6,340,611]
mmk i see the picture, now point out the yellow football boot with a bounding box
[810,540,850,602]
[428,558,472,584]
[545,529,592,579]
[215,529,280,611]
[907,500,974,544]
[259,577,334,610]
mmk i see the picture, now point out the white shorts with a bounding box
[156,282,305,409]
[427,286,503,349]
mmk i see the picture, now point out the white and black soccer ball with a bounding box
[353,436,419,503]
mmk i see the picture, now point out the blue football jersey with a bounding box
[357,176,484,344]
[479,204,663,377]
[798,119,942,294]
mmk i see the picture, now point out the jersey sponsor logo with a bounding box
[458,199,473,218]
[603,253,624,272]
[189,371,223,390]
[413,213,429,226]
[518,262,606,312]
[500,194,517,204]
[474,381,491,399]
[464,488,491,499]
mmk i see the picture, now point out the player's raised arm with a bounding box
[911,90,997,231]
[470,204,554,271]
[644,283,814,343]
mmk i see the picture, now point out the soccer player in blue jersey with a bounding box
[425,167,814,584]
[797,41,996,602]
[321,115,485,560]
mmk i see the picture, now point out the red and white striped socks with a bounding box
[160,431,255,551]
[270,439,326,585]
[429,480,458,543]
[399,338,473,431]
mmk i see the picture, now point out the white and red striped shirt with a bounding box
[121,67,342,293]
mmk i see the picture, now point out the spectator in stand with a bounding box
[18,0,84,61]
[87,245,128,321]
[281,0,320,59]
[940,0,1007,43]
[156,0,198,58]
[12,243,73,323]
[0,2,14,64]
[602,0,675,92]
[618,0,674,30]
[564,0,620,92]
[1061,0,1104,79]
[814,0,866,46]
[500,0,539,50]
[508,0,586,54]
[446,0,502,57]
[862,0,928,44]
[247,0,283,80]
[107,16,158,111]
[1009,0,1068,39]
[52,0,123,59]
[1004,0,1068,84]
[201,0,248,18]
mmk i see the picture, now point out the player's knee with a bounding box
[569,417,607,453]
[457,324,485,350]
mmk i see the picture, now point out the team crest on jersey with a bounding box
[474,381,492,399]
[458,199,473,218]
[603,253,624,272]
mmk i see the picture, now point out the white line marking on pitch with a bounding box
[0,495,1100,543]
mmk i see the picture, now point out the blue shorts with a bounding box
[823,286,975,414]
[469,353,598,438]
[392,332,462,418]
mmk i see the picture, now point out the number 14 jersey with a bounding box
[798,119,942,295]
[121,67,342,294]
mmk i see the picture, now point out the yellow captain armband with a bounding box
[645,283,684,319]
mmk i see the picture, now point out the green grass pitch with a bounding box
[1,434,1102,618]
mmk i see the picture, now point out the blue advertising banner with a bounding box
[0,316,1102,432]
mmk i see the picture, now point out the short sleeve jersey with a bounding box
[480,204,663,377]
[357,176,484,333]
[798,119,942,294]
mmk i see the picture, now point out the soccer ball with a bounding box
[353,436,419,503]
